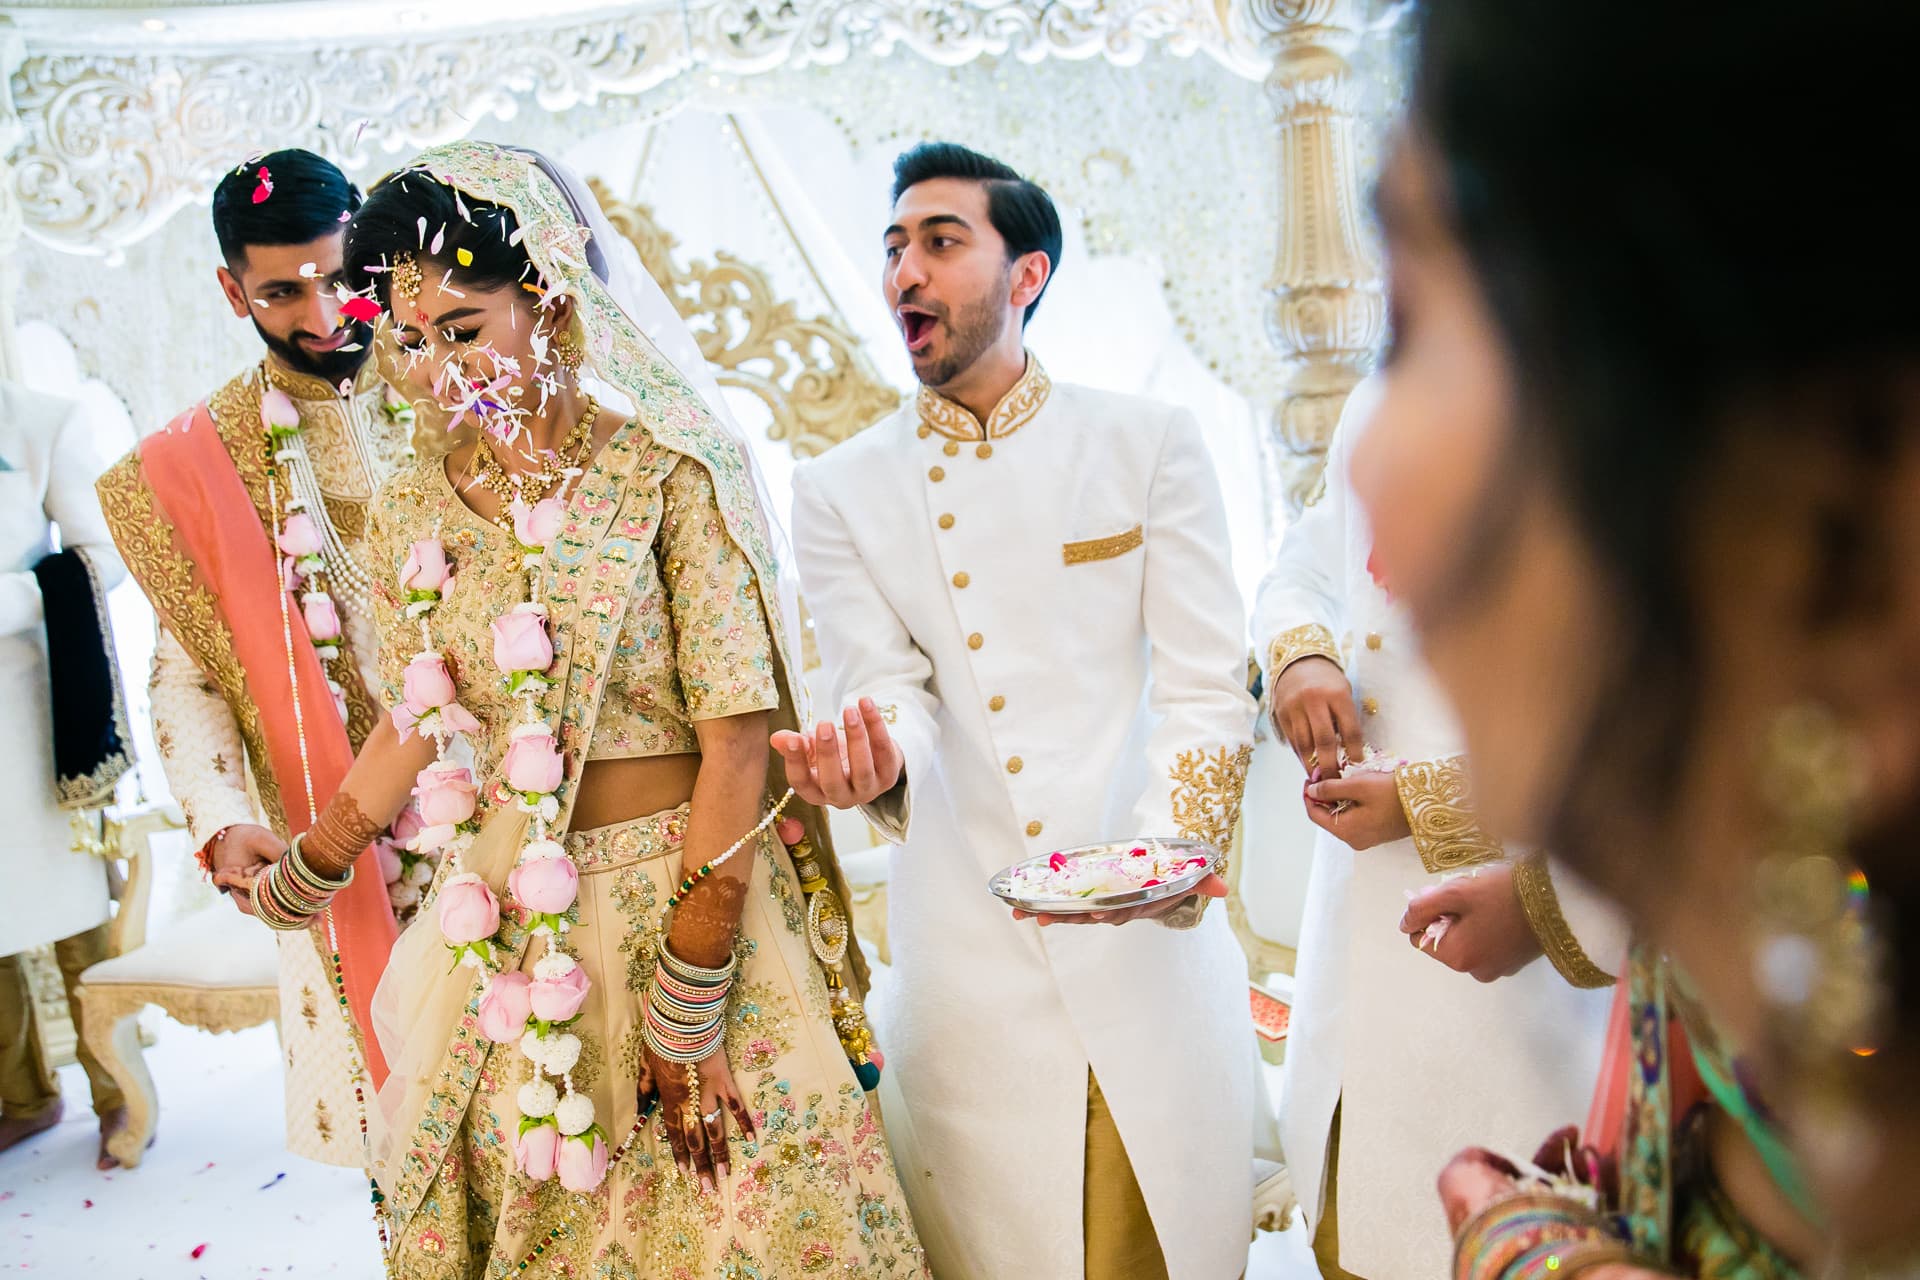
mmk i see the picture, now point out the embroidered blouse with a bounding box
[366,443,780,772]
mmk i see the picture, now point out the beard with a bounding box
[906,272,1012,389]
[253,316,374,383]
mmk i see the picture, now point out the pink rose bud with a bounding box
[413,763,478,828]
[491,606,554,675]
[280,555,303,594]
[511,496,567,550]
[509,855,579,916]
[390,803,426,846]
[503,730,565,795]
[261,388,301,431]
[275,512,323,558]
[402,652,457,713]
[556,1131,609,1193]
[399,539,451,592]
[375,840,405,885]
[435,873,500,946]
[527,962,590,1023]
[776,817,805,847]
[301,592,343,642]
[512,1122,560,1182]
[476,971,533,1043]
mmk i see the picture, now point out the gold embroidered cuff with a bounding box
[1266,623,1342,679]
[1393,756,1504,873]
[1170,743,1255,854]
[1157,893,1211,931]
[1512,853,1616,989]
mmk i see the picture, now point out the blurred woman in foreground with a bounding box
[1358,1,1920,1274]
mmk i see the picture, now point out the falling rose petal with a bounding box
[416,215,429,248]
[258,1172,286,1190]
[456,247,474,267]
[340,296,382,324]
[251,166,273,204]
[298,262,319,279]
[82,1199,93,1208]
[429,224,446,255]
[338,209,352,223]
[190,1243,209,1259]
[251,298,269,309]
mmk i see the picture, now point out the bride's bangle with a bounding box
[1453,1190,1618,1280]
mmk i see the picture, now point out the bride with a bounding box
[219,141,925,1278]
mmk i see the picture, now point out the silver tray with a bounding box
[988,837,1221,915]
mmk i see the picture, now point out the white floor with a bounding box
[3,1016,1321,1278]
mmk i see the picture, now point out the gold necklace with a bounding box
[471,394,598,530]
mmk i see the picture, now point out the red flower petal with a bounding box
[1048,853,1068,872]
[340,296,382,324]
[1142,879,1164,888]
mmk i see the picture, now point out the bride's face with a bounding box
[388,267,575,436]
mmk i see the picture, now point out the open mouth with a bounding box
[898,306,939,355]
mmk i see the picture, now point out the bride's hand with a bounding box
[647,1042,756,1194]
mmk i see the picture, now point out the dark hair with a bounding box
[343,167,535,309]
[211,149,360,267]
[1414,0,1920,1016]
[891,142,1062,325]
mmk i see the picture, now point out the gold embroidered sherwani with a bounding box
[1251,375,1629,1279]
[791,357,1259,1279]
[97,357,413,1166]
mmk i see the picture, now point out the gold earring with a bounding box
[1751,702,1888,1192]
[553,331,583,373]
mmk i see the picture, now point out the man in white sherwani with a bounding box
[774,143,1257,1280]
[0,381,128,1165]
[1252,374,1629,1279]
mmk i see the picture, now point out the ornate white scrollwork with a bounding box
[4,0,1259,256]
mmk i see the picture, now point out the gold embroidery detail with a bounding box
[1512,853,1615,989]
[1062,524,1144,566]
[1266,623,1342,677]
[916,353,1052,442]
[1394,756,1505,873]
[1169,744,1254,859]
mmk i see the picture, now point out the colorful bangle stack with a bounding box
[253,834,355,932]
[1452,1190,1632,1280]
[640,944,737,1063]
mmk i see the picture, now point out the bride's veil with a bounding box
[518,149,805,649]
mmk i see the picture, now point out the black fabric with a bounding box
[32,547,131,809]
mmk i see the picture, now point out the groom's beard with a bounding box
[253,316,374,383]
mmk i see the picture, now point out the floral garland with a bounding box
[399,493,611,1193]
[263,383,438,923]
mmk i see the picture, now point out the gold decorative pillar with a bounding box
[1234,0,1386,515]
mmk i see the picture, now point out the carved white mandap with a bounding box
[1,0,1403,1202]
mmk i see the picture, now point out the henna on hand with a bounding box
[667,874,748,970]
[301,793,384,878]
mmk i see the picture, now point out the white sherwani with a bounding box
[0,382,125,957]
[1252,377,1628,1279]
[792,358,1257,1280]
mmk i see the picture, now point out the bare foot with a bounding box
[0,1098,65,1155]
[96,1105,144,1170]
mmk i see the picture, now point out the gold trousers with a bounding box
[1085,1072,1169,1280]
[1311,1099,1369,1280]
[0,923,122,1119]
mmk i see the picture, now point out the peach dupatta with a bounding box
[138,402,397,1085]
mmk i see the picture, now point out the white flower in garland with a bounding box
[554,1091,595,1137]
[517,1078,559,1119]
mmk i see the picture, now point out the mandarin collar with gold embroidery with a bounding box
[262,353,385,404]
[915,354,1052,443]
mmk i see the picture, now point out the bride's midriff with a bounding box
[571,752,703,830]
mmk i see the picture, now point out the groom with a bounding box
[775,142,1256,1279]
[96,148,411,1166]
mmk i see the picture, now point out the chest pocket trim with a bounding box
[1062,523,1144,566]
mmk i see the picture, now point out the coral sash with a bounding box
[140,402,396,1085]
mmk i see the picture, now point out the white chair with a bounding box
[75,806,279,1168]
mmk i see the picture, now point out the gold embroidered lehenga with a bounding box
[358,142,924,1279]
